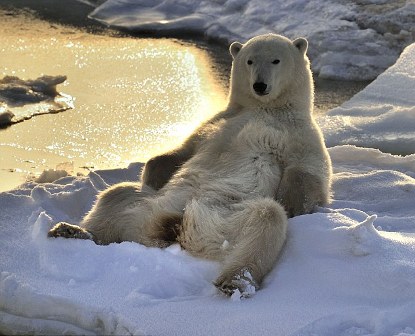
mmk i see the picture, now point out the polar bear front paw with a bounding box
[214,268,259,299]
[48,222,95,241]
[277,167,325,217]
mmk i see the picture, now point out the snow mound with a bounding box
[292,304,415,336]
[0,271,138,335]
[318,43,415,155]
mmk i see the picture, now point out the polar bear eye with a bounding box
[272,59,280,64]
[247,60,253,65]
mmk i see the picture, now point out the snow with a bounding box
[317,43,415,155]
[1,146,415,335]
[1,39,415,335]
[87,0,415,80]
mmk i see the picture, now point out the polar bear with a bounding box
[48,34,332,298]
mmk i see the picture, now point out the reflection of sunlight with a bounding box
[158,122,196,137]
[0,10,227,190]
[129,42,226,158]
[343,116,352,127]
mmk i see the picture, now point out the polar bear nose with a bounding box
[253,82,268,95]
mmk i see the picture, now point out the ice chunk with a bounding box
[0,75,74,127]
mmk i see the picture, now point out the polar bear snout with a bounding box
[253,82,269,96]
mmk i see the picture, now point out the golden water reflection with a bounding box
[0,11,226,191]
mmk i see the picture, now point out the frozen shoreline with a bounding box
[88,0,415,81]
[4,0,413,81]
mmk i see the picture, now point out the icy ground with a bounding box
[1,39,415,335]
[87,0,415,80]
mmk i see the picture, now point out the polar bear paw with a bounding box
[215,268,259,299]
[48,222,95,241]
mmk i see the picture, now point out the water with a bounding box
[0,6,368,192]
[0,9,226,191]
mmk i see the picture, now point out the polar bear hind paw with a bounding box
[48,222,95,241]
[214,268,259,299]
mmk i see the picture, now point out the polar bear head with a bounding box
[228,34,312,109]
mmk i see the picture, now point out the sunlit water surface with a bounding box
[0,11,226,191]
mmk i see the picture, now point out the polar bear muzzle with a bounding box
[253,82,268,96]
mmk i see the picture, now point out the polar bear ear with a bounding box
[293,37,308,56]
[230,41,243,59]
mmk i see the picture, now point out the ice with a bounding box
[88,0,414,80]
[318,43,415,155]
[35,170,69,184]
[0,75,74,128]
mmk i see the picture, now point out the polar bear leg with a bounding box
[79,182,187,246]
[180,197,287,296]
[48,182,146,244]
[215,198,288,297]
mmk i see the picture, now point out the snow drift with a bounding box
[1,146,415,335]
[317,43,415,155]
[1,41,415,335]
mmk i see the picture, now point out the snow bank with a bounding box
[317,43,415,155]
[88,0,415,80]
[1,146,415,335]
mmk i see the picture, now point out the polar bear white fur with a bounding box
[48,34,332,298]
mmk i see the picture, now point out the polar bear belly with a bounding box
[199,120,286,200]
